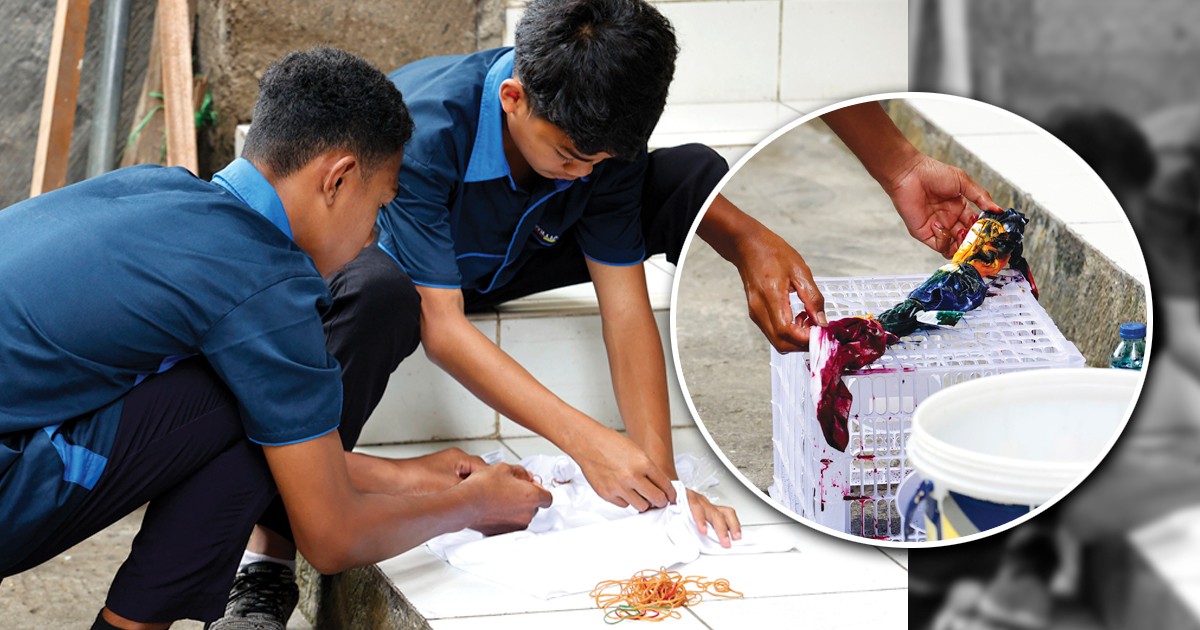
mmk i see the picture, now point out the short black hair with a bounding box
[514,0,677,160]
[243,47,414,178]
[1043,105,1157,190]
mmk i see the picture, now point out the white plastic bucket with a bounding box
[905,367,1139,540]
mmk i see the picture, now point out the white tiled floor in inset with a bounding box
[358,318,499,445]
[370,430,906,628]
[780,0,909,102]
[688,589,908,629]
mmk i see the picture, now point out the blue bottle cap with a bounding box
[1119,322,1146,339]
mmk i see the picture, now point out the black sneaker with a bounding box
[206,561,299,630]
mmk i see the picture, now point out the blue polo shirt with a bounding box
[376,47,647,293]
[0,160,342,568]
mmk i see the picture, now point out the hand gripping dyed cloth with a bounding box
[814,209,1033,452]
[423,454,799,600]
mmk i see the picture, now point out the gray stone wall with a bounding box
[194,0,494,177]
[0,0,157,209]
[887,100,1149,367]
[0,0,505,206]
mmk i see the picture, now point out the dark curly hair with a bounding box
[243,47,414,177]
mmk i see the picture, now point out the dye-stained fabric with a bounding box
[810,318,898,452]
[814,209,1032,451]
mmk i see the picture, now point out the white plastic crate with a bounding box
[769,270,1085,540]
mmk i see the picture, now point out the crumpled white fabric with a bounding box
[424,454,799,599]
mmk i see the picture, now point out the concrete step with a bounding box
[357,255,691,445]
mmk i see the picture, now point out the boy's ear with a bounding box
[499,78,526,115]
[321,154,358,207]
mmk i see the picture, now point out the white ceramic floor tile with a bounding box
[429,607,710,630]
[657,1,782,104]
[1068,222,1150,285]
[780,0,908,102]
[358,318,499,445]
[681,524,907,598]
[784,99,838,116]
[378,546,598,618]
[690,589,908,629]
[881,548,908,570]
[909,96,1037,136]
[650,101,805,151]
[353,439,512,461]
[498,310,692,437]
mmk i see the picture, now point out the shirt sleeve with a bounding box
[199,276,342,446]
[573,150,648,266]
[376,153,463,288]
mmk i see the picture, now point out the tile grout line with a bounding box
[876,547,908,571]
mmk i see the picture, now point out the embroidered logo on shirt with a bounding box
[533,224,560,245]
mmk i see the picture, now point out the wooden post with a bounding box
[30,0,92,197]
[158,0,196,173]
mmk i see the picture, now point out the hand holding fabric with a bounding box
[883,153,1005,258]
[686,489,742,548]
[571,423,678,513]
[461,462,553,536]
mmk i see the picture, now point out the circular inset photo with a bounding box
[671,93,1151,547]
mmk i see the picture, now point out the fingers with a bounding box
[508,463,535,483]
[957,169,1003,213]
[646,465,677,505]
[688,493,743,549]
[792,273,827,329]
[929,221,954,258]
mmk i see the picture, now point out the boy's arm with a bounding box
[417,285,676,511]
[265,430,550,575]
[587,258,741,546]
[821,102,1003,257]
[696,193,826,353]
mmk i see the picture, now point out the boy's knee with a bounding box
[326,252,423,364]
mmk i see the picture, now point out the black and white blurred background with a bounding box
[909,1,1200,628]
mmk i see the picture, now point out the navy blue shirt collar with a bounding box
[463,50,585,190]
[212,158,295,240]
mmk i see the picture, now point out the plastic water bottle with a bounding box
[1109,322,1146,370]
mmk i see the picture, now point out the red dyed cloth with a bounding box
[813,317,898,452]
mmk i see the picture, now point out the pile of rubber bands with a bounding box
[591,567,743,623]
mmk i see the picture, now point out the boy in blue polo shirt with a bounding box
[0,48,550,630]
[221,3,744,625]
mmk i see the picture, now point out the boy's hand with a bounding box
[572,424,677,512]
[734,227,826,353]
[882,153,1003,258]
[687,489,741,548]
[397,448,486,494]
[461,462,552,536]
